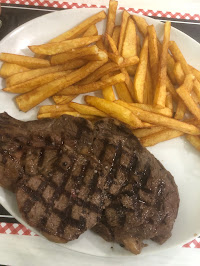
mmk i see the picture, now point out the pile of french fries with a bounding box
[0,0,200,151]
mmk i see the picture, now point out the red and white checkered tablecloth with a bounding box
[0,0,200,252]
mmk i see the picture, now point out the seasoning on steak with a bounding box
[92,118,179,254]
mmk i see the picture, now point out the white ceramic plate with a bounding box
[0,8,200,259]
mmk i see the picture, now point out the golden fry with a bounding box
[58,73,125,95]
[174,62,185,85]
[0,63,29,78]
[115,82,133,103]
[112,26,121,48]
[29,36,102,55]
[186,135,200,151]
[190,66,200,83]
[167,53,177,85]
[132,15,148,36]
[16,59,107,112]
[37,111,96,120]
[82,24,98,37]
[154,22,171,108]
[144,65,153,104]
[85,96,143,128]
[133,36,148,103]
[132,126,165,138]
[166,76,179,100]
[38,104,74,114]
[106,34,118,55]
[69,102,107,117]
[136,34,141,56]
[165,92,173,110]
[81,50,108,61]
[0,53,50,69]
[6,59,86,87]
[107,53,123,65]
[104,0,118,49]
[130,103,173,117]
[147,25,159,89]
[140,129,184,147]
[50,11,106,43]
[174,101,186,120]
[118,10,130,55]
[4,71,71,94]
[102,85,116,101]
[53,95,77,104]
[50,45,98,65]
[116,100,200,135]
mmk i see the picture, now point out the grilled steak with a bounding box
[0,113,179,253]
[92,119,179,254]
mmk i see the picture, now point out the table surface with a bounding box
[0,1,200,265]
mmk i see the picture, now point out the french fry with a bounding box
[50,11,106,43]
[121,68,134,99]
[130,103,173,117]
[53,95,77,104]
[165,92,173,110]
[102,85,116,101]
[120,56,139,68]
[0,53,50,69]
[16,59,107,112]
[82,24,98,37]
[167,53,177,85]
[106,34,118,55]
[69,102,107,117]
[133,36,148,103]
[190,66,200,83]
[38,104,74,114]
[153,22,171,108]
[0,63,29,78]
[107,53,123,65]
[140,129,184,147]
[174,62,185,85]
[186,135,200,151]
[57,73,125,95]
[115,82,133,103]
[4,70,71,94]
[177,74,200,120]
[104,0,118,49]
[144,65,154,104]
[136,34,141,56]
[50,45,98,65]
[118,10,130,55]
[37,111,96,120]
[6,59,86,87]
[81,50,108,61]
[148,25,159,89]
[122,17,137,76]
[132,15,148,36]
[166,76,179,100]
[112,25,121,48]
[96,39,106,51]
[132,126,165,138]
[29,36,102,55]
[116,100,200,135]
[85,96,143,128]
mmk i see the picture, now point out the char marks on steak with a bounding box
[0,113,179,253]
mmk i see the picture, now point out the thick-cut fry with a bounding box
[0,63,29,78]
[153,22,171,108]
[190,66,200,83]
[29,36,102,55]
[144,65,153,104]
[4,70,71,94]
[118,10,130,55]
[132,15,148,36]
[140,129,184,147]
[130,103,172,117]
[57,73,125,95]
[108,53,123,65]
[50,45,98,65]
[50,11,106,43]
[174,62,185,85]
[121,68,134,99]
[106,34,118,55]
[112,26,120,48]
[148,25,159,89]
[116,100,200,135]
[104,0,118,49]
[82,24,98,37]
[53,95,77,104]
[167,54,177,85]
[120,56,139,68]
[177,75,200,120]
[165,92,173,110]
[16,59,107,112]
[102,85,116,101]
[136,34,141,56]
[133,126,165,138]
[96,39,106,51]
[69,102,107,117]
[0,53,50,69]
[85,96,143,128]
[115,82,133,103]
[166,76,179,100]
[133,36,148,103]
[6,59,86,87]
[37,111,96,120]
[38,104,74,114]
[81,50,108,61]
[122,17,137,76]
[186,135,200,151]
